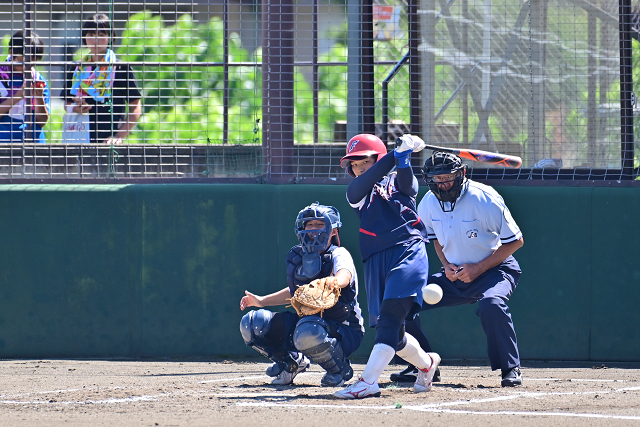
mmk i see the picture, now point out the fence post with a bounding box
[347,0,363,139]
[420,0,435,153]
[262,0,295,179]
[619,0,635,178]
[409,0,422,139]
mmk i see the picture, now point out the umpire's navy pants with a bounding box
[422,256,521,371]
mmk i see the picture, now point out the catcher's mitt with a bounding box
[289,277,341,317]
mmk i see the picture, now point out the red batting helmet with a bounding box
[340,134,387,176]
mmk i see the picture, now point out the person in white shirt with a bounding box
[416,151,524,387]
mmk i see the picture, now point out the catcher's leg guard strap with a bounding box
[375,297,414,350]
[293,317,347,374]
[240,310,301,372]
[253,345,301,374]
[264,311,299,349]
[265,312,302,373]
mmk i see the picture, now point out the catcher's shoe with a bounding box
[265,362,283,377]
[390,364,441,383]
[321,360,354,387]
[266,352,303,377]
[414,353,441,393]
[334,378,381,399]
[271,354,310,385]
[501,366,522,387]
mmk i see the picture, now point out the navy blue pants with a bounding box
[364,239,429,328]
[421,256,521,371]
[261,311,363,358]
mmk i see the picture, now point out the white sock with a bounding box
[395,333,433,371]
[361,343,396,384]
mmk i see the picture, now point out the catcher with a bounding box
[240,203,364,387]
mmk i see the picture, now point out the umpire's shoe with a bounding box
[501,366,522,387]
[390,364,441,383]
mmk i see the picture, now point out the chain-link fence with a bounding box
[0,1,636,181]
[421,0,636,176]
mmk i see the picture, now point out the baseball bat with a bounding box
[422,144,522,169]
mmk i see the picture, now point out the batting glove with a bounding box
[395,134,426,153]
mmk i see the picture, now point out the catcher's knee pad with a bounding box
[292,316,331,353]
[293,316,348,376]
[240,309,274,345]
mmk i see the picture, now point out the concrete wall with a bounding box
[0,184,638,361]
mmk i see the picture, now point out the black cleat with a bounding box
[266,362,283,377]
[390,364,441,383]
[321,361,354,387]
[501,366,523,387]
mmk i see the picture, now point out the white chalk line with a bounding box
[199,373,631,384]
[0,388,81,398]
[618,386,640,392]
[239,401,640,421]
[200,374,267,383]
[0,384,300,406]
[210,392,298,397]
[199,371,323,384]
[0,390,295,406]
[425,376,626,383]
[520,378,620,382]
[0,394,167,406]
[237,387,640,421]
[413,409,640,420]
[3,374,639,410]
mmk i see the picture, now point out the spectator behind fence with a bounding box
[62,14,141,144]
[0,31,51,144]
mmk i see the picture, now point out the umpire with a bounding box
[416,151,524,387]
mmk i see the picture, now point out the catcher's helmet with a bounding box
[295,202,342,253]
[340,134,387,177]
[422,151,467,212]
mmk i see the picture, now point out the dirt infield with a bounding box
[1,358,640,427]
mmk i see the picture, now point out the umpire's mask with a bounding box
[422,151,467,212]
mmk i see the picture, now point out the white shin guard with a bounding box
[395,333,432,371]
[361,343,396,384]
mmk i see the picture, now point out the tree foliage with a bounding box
[45,12,351,145]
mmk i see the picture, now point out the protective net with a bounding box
[0,0,636,180]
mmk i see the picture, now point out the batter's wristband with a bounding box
[394,149,411,168]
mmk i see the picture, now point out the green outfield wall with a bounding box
[0,184,638,361]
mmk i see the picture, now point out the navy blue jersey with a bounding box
[346,152,428,261]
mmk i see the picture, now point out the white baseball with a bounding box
[422,284,443,305]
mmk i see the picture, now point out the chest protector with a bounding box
[287,246,334,293]
[286,246,355,323]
